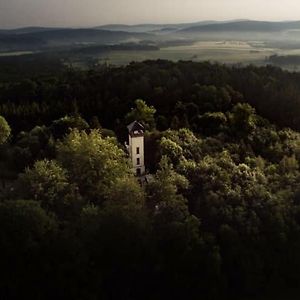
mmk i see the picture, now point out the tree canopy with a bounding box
[0,115,11,144]
[1,60,300,299]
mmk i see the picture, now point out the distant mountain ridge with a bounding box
[180,20,300,32]
[1,20,300,53]
[0,28,153,52]
[95,21,220,33]
[2,20,300,35]
[0,27,66,35]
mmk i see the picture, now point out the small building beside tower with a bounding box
[127,121,145,176]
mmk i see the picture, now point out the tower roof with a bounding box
[127,121,144,133]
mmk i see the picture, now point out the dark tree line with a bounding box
[2,60,300,135]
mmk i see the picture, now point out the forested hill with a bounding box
[180,20,300,32]
[3,60,300,299]
[0,28,153,51]
[1,60,300,133]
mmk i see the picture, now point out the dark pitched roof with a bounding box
[127,121,144,133]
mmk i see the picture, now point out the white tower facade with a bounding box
[127,121,145,176]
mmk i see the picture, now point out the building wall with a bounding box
[129,134,145,175]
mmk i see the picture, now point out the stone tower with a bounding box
[127,121,145,176]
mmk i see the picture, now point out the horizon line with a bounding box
[2,18,300,31]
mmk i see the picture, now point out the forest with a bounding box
[268,54,300,67]
[2,60,300,299]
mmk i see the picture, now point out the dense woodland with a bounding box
[2,60,300,299]
[268,54,300,67]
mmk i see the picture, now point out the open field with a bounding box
[0,51,34,57]
[3,20,300,69]
[3,40,300,70]
[93,41,278,65]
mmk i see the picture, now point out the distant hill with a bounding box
[96,20,300,36]
[0,27,65,35]
[95,24,164,33]
[2,20,300,53]
[22,28,152,42]
[0,29,154,52]
[96,21,222,33]
[0,35,45,51]
[180,20,300,33]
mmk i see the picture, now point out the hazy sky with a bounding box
[0,0,300,28]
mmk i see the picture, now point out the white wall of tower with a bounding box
[129,134,145,175]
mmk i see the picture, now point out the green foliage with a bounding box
[162,128,203,161]
[12,125,54,171]
[125,99,156,130]
[193,84,232,112]
[50,115,89,139]
[104,177,145,214]
[146,156,189,215]
[160,137,183,163]
[56,129,131,203]
[0,115,11,144]
[0,200,57,253]
[197,112,227,135]
[3,61,300,299]
[19,160,82,219]
[230,103,257,136]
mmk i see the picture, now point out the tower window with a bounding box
[136,147,140,154]
[137,158,140,165]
